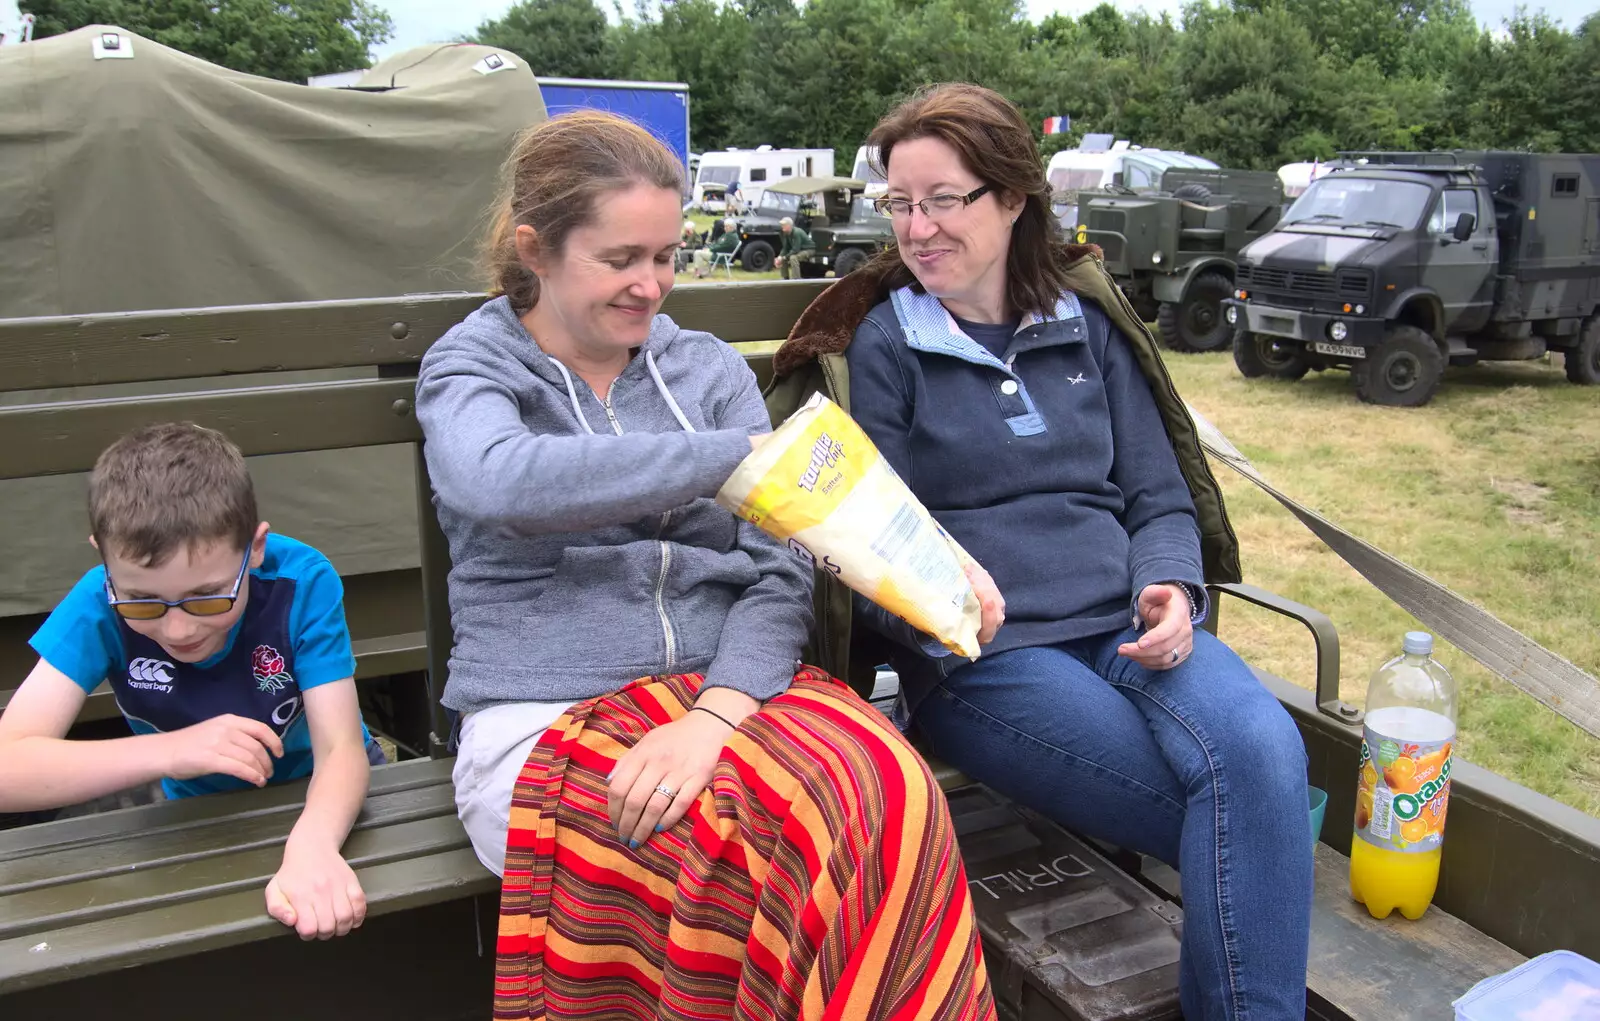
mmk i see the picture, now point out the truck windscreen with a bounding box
[1282,177,1432,230]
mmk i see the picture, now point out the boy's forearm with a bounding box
[284,740,369,857]
[0,734,169,812]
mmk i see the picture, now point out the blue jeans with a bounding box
[911,626,1312,1021]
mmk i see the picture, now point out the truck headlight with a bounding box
[1355,305,1365,315]
[1329,321,1349,342]
[1151,251,1163,265]
[1226,305,1239,324]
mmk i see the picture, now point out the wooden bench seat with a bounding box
[1307,842,1525,1020]
[0,756,493,997]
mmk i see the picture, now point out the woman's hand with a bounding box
[607,688,759,849]
[964,560,1006,644]
[1117,583,1193,671]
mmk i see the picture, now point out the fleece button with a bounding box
[999,379,1019,395]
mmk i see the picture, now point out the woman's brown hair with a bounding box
[867,83,1074,319]
[484,111,684,313]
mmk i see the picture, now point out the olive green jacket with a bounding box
[762,244,1242,694]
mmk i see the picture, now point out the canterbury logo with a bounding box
[127,658,175,685]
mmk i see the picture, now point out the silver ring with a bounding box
[1171,650,1180,663]
[653,783,675,800]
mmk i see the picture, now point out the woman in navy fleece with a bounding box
[841,84,1314,1021]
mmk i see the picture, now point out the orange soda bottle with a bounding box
[1349,631,1459,920]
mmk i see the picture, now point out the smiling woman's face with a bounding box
[885,136,1015,315]
[527,183,684,353]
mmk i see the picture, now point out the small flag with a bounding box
[1042,116,1069,135]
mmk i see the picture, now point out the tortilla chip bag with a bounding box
[716,392,982,657]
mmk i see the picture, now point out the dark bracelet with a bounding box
[691,705,738,730]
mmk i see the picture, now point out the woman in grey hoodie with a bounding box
[414,112,996,1020]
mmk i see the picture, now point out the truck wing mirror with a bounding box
[1451,211,1475,242]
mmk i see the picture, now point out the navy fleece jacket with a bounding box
[844,287,1206,660]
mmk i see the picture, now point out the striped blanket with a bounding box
[493,667,996,1021]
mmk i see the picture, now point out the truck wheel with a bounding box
[1355,326,1444,407]
[833,248,868,277]
[1565,317,1599,385]
[1232,328,1309,380]
[1158,272,1234,353]
[741,241,774,273]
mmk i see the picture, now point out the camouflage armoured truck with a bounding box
[1080,168,1284,353]
[1226,151,1600,406]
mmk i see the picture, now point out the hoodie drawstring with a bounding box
[548,358,596,435]
[646,350,696,434]
[548,349,696,435]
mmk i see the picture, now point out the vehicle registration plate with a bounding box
[1312,342,1367,359]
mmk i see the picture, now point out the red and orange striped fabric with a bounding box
[493,666,996,1021]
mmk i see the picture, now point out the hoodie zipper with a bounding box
[601,382,678,671]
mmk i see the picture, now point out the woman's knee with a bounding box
[1187,634,1307,789]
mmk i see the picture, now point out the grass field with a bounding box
[1160,350,1600,817]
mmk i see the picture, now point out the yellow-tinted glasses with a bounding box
[103,549,250,621]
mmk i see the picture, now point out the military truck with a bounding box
[1048,138,1219,227]
[732,175,867,274]
[1080,168,1284,352]
[1226,151,1600,406]
[797,190,894,278]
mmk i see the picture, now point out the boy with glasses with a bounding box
[0,422,379,941]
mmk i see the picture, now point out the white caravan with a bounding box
[850,145,889,198]
[693,146,835,211]
[1047,135,1218,225]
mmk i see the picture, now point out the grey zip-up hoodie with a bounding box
[415,296,814,715]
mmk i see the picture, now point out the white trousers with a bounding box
[452,699,575,876]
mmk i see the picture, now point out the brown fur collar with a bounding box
[772,243,1104,378]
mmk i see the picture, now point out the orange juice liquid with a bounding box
[1349,837,1442,920]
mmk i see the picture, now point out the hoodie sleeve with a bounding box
[1100,319,1209,623]
[842,318,956,660]
[700,344,815,702]
[415,337,754,535]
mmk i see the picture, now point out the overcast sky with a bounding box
[371,0,1597,60]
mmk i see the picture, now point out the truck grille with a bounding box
[1238,265,1371,308]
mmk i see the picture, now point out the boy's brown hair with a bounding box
[88,423,259,566]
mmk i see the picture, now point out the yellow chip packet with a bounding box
[716,392,982,658]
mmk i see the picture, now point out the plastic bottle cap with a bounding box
[1403,631,1434,656]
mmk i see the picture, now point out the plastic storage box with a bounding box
[1452,949,1600,1020]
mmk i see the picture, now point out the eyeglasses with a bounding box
[872,185,992,220]
[104,548,251,621]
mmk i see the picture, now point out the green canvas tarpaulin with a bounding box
[0,29,546,615]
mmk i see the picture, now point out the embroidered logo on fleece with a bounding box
[251,644,294,694]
